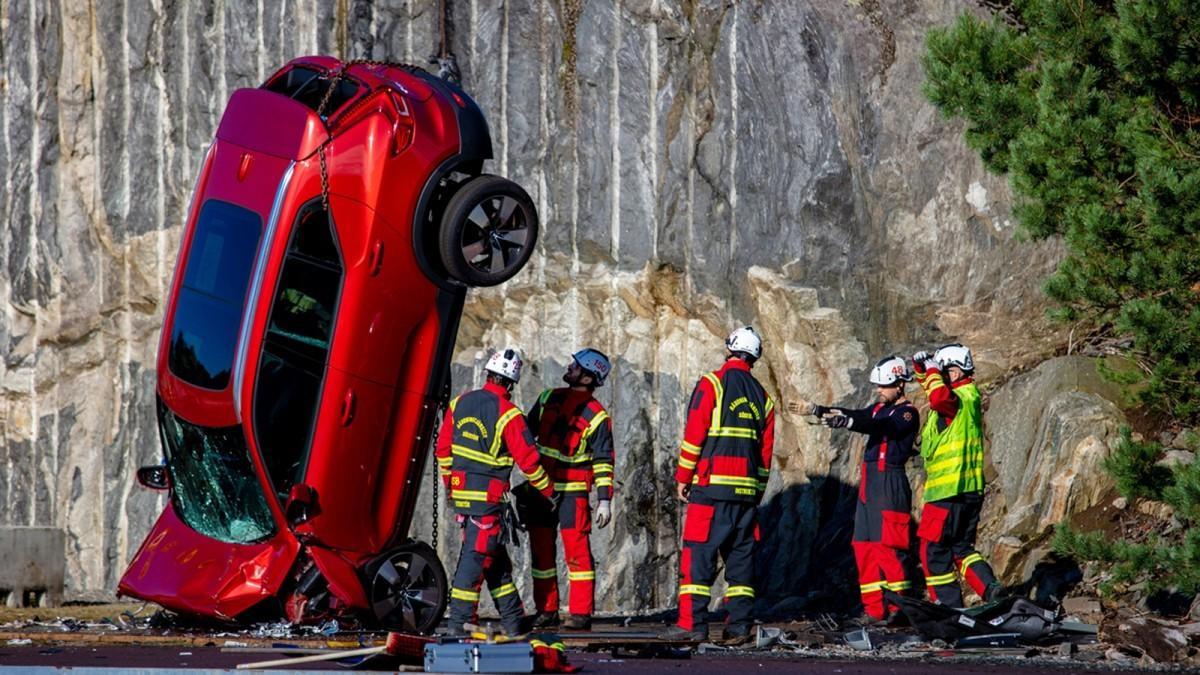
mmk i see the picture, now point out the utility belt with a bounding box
[456,502,522,547]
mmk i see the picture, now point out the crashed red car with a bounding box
[118,57,539,633]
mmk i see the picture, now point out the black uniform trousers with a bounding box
[677,500,757,635]
[448,513,526,634]
[918,492,998,607]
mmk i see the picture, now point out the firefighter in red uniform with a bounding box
[434,347,556,637]
[525,348,616,631]
[791,355,920,623]
[661,327,775,644]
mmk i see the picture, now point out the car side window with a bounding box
[168,200,263,390]
[254,201,343,499]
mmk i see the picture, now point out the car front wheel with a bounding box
[367,541,447,634]
[438,175,539,286]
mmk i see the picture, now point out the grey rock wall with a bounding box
[1,0,1115,612]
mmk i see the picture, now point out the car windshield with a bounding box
[168,200,263,390]
[158,399,276,544]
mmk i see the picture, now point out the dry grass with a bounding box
[0,602,158,624]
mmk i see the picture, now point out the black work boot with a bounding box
[563,614,592,630]
[659,624,707,642]
[719,626,752,646]
[531,611,561,629]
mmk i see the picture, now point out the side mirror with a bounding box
[286,484,319,524]
[136,465,170,490]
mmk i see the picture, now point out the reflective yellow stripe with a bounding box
[926,572,957,586]
[593,463,614,474]
[538,445,593,464]
[449,396,460,413]
[703,373,723,431]
[924,469,984,491]
[725,585,755,598]
[584,411,609,437]
[680,440,701,454]
[693,475,759,488]
[530,639,565,651]
[959,553,985,576]
[709,427,759,439]
[489,408,521,456]
[678,456,697,470]
[491,583,517,599]
[885,580,913,591]
[451,588,480,601]
[554,481,590,492]
[451,489,490,502]
[527,468,551,490]
[765,397,775,413]
[437,456,453,466]
[568,571,595,581]
[453,445,515,467]
[594,477,614,487]
[859,581,885,593]
[680,584,711,596]
[531,568,557,579]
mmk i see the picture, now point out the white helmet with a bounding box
[869,355,913,386]
[934,343,974,373]
[726,326,763,359]
[485,347,524,383]
[573,348,612,386]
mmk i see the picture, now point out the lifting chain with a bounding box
[429,401,447,551]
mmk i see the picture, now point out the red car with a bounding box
[118,57,538,633]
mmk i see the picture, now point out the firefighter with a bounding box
[911,343,1002,607]
[790,355,920,623]
[525,348,616,631]
[434,347,557,637]
[661,327,776,644]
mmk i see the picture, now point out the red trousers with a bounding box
[529,495,595,616]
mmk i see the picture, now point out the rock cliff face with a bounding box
[0,0,1117,611]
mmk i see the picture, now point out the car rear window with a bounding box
[264,66,361,117]
[169,201,263,390]
[254,201,343,498]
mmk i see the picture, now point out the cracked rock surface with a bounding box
[0,0,1115,612]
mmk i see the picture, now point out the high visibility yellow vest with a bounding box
[920,382,985,502]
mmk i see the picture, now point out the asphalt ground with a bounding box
[0,644,1161,673]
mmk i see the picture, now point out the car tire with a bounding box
[438,174,539,286]
[366,540,448,634]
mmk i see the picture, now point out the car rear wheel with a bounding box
[367,541,447,634]
[438,174,539,286]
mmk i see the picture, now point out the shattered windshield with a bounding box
[158,399,276,544]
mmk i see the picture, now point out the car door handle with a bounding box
[340,390,357,426]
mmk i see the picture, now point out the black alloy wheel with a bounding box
[438,174,539,286]
[367,541,447,634]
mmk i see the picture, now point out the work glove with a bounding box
[911,350,935,373]
[786,399,828,417]
[594,499,612,528]
[823,414,850,429]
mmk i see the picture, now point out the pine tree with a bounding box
[925,1,1200,594]
[923,0,1200,421]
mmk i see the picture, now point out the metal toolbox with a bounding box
[423,641,534,673]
